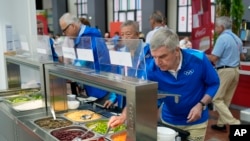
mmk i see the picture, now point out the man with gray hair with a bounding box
[59,13,117,108]
[207,16,245,131]
[145,11,165,44]
[109,28,220,141]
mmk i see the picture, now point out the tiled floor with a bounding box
[204,108,240,141]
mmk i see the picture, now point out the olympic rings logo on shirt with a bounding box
[184,69,194,76]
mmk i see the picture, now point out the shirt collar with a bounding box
[74,24,86,45]
[168,50,183,73]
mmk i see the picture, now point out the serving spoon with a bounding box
[72,125,97,141]
[81,110,102,120]
[50,106,56,120]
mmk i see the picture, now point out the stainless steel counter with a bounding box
[45,64,158,141]
[0,102,50,141]
[0,100,120,141]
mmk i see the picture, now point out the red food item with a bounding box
[51,129,94,141]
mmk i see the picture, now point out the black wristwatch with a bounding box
[199,101,206,110]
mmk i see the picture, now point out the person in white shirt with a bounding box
[145,11,164,44]
[179,36,192,49]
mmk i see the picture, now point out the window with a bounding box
[75,0,88,18]
[113,0,142,31]
[177,0,215,35]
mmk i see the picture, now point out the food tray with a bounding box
[0,88,40,96]
[33,116,73,130]
[84,119,126,136]
[110,130,127,141]
[3,95,33,106]
[50,125,97,141]
[63,110,103,123]
[2,91,44,112]
[3,91,43,106]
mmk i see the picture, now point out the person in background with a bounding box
[179,36,192,49]
[104,32,110,38]
[207,16,245,131]
[109,20,148,109]
[112,31,120,45]
[53,33,64,62]
[145,11,164,44]
[37,20,59,62]
[79,17,91,26]
[156,10,168,28]
[139,32,145,42]
[59,13,116,108]
[108,28,220,141]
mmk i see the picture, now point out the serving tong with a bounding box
[72,125,97,141]
[50,106,57,120]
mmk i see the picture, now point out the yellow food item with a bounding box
[64,110,101,122]
[111,132,127,141]
[53,101,67,111]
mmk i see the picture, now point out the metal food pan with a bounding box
[1,88,42,106]
[50,125,99,141]
[32,116,73,131]
[3,95,33,106]
[84,119,126,137]
[62,109,105,123]
[109,130,127,141]
[0,88,40,96]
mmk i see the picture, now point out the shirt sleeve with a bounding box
[212,36,226,57]
[202,53,220,98]
[108,92,117,103]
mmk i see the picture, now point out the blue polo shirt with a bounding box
[212,29,242,68]
[144,47,220,125]
[74,25,113,99]
[49,38,58,62]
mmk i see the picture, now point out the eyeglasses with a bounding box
[62,24,72,33]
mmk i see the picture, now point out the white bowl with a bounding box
[67,94,76,101]
[67,100,80,109]
[157,127,177,141]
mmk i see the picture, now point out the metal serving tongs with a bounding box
[72,125,97,141]
[50,106,56,120]
[103,126,111,138]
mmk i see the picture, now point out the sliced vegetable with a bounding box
[85,120,126,134]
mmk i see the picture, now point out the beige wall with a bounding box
[67,0,77,16]
[43,0,52,9]
[0,0,37,89]
[107,0,113,32]
[167,0,177,32]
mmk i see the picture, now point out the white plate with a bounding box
[77,96,97,102]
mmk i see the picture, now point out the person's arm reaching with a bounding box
[108,107,127,128]
[187,94,212,123]
[103,92,117,108]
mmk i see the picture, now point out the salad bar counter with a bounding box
[0,98,127,141]
[2,54,158,141]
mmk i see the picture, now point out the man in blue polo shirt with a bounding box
[108,28,220,141]
[59,13,116,107]
[207,16,245,131]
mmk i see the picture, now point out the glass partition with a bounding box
[96,38,147,81]
[35,35,53,62]
[13,34,31,57]
[60,36,95,71]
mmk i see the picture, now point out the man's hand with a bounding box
[187,103,203,123]
[108,115,126,128]
[103,100,114,108]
